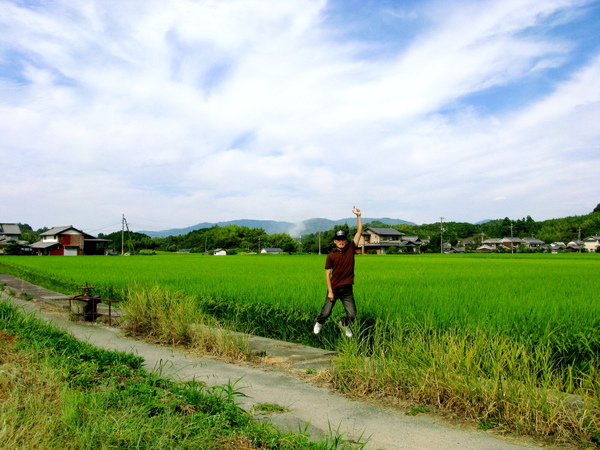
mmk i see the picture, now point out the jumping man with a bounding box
[314,206,363,338]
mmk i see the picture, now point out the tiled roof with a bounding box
[366,227,405,236]
[0,223,21,235]
[39,226,76,236]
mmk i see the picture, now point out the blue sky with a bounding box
[1,0,599,234]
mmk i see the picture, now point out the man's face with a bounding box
[334,239,347,250]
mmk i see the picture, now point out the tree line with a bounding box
[11,204,600,255]
[97,225,299,254]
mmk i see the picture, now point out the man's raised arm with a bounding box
[352,206,363,246]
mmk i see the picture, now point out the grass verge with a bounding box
[0,299,363,449]
[332,322,600,446]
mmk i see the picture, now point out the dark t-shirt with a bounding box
[325,241,357,289]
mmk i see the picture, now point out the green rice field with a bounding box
[2,252,600,441]
[1,253,598,355]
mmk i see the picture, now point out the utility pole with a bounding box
[121,214,125,256]
[440,217,445,253]
[318,221,321,255]
[121,215,132,255]
[510,223,514,254]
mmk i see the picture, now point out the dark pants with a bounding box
[316,285,356,327]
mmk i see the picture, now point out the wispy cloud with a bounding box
[0,0,598,231]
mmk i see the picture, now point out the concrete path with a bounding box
[0,274,547,449]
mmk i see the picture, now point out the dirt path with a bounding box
[0,275,550,449]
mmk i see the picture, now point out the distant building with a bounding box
[501,237,525,249]
[0,223,27,254]
[481,238,504,250]
[213,248,226,256]
[30,226,109,256]
[566,240,584,252]
[360,227,425,254]
[361,227,405,254]
[583,236,600,253]
[0,223,21,242]
[261,248,283,254]
[521,237,546,250]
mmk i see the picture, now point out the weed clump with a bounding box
[120,283,249,359]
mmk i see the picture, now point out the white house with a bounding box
[583,236,600,253]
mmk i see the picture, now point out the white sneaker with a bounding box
[313,322,322,334]
[339,321,353,338]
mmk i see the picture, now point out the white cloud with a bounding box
[0,0,598,231]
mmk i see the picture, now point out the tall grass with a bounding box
[121,283,250,359]
[334,320,600,441]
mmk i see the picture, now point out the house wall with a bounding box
[368,233,380,244]
[59,234,84,249]
[584,240,600,252]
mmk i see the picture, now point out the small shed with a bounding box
[213,248,226,256]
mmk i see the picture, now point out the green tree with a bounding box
[499,217,513,237]
[99,231,155,254]
[4,240,22,255]
[21,230,39,244]
[265,233,297,253]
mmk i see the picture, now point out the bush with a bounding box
[3,241,23,255]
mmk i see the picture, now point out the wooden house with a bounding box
[30,226,109,255]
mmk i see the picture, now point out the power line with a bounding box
[86,221,122,233]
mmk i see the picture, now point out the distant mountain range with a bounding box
[138,217,418,238]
